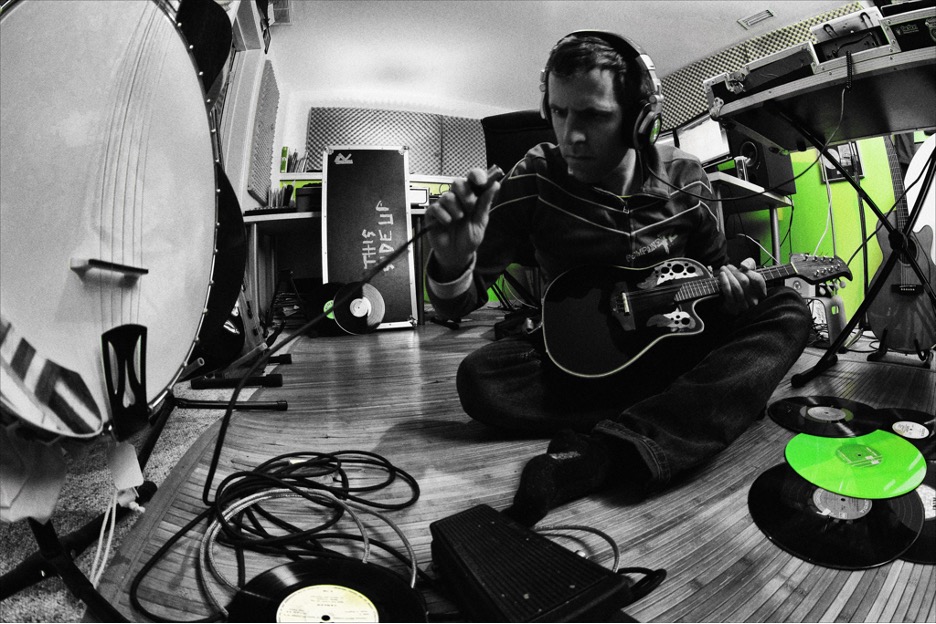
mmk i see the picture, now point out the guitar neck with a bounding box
[675,264,798,303]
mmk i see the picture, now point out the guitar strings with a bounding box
[127,6,158,328]
[87,2,160,591]
[100,4,154,334]
[843,149,936,279]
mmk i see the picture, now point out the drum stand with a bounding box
[187,322,293,390]
[764,104,936,386]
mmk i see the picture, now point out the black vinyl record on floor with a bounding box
[227,558,427,623]
[767,395,880,437]
[901,459,935,564]
[748,463,924,570]
[333,282,386,335]
[876,407,936,460]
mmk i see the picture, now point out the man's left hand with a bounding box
[717,258,767,316]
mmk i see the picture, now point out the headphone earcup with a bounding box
[631,103,652,148]
[631,102,662,149]
[539,72,551,124]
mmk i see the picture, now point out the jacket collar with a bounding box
[544,143,673,201]
[632,145,673,200]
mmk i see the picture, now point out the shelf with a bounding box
[713,47,936,151]
[708,172,792,215]
[707,172,791,262]
[278,172,322,181]
[244,210,318,223]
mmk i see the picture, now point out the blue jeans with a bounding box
[456,286,811,492]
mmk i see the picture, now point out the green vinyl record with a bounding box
[785,430,927,499]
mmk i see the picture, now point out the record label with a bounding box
[893,421,929,440]
[767,396,878,437]
[876,407,935,460]
[227,558,427,623]
[807,406,849,422]
[812,489,871,520]
[748,463,924,569]
[278,584,378,623]
[901,459,935,564]
[918,484,935,521]
[785,430,926,499]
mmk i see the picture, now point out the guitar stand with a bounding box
[763,103,936,387]
[867,329,933,369]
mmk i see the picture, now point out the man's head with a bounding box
[539,32,663,185]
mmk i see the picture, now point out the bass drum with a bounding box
[0,0,217,440]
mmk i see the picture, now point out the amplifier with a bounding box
[430,505,641,622]
[704,43,818,113]
[881,4,936,53]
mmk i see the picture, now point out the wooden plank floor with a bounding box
[95,307,935,622]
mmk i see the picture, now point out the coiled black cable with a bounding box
[128,450,420,622]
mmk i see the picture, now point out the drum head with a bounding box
[0,1,216,432]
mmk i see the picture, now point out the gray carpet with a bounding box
[0,381,263,623]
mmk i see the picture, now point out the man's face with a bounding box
[547,68,630,186]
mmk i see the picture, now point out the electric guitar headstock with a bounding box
[789,253,852,284]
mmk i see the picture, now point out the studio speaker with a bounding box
[726,129,796,196]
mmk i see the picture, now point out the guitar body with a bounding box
[543,254,850,377]
[866,218,936,354]
[543,259,712,378]
[866,137,936,355]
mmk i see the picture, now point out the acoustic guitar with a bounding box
[865,137,936,357]
[0,1,219,442]
[543,254,851,378]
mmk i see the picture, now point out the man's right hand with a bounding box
[424,167,502,281]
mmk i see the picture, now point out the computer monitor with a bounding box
[481,110,557,173]
[674,114,731,167]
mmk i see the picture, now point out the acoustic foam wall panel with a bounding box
[305,107,485,176]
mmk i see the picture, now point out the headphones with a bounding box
[539,30,665,150]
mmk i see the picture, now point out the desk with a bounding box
[243,209,430,327]
[243,211,319,324]
[708,172,793,262]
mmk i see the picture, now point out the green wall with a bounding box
[739,136,902,323]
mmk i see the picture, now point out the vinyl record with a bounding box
[767,396,879,437]
[333,282,386,335]
[227,558,427,623]
[902,459,936,564]
[785,430,927,499]
[307,282,345,336]
[748,463,924,569]
[876,407,935,460]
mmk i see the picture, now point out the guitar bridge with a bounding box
[611,291,630,315]
[892,284,923,295]
[610,289,636,332]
